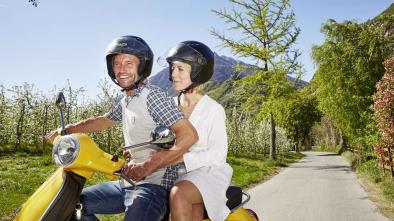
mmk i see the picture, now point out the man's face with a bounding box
[113,54,140,88]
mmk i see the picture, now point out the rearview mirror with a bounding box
[150,125,176,148]
[56,92,66,110]
[55,92,67,135]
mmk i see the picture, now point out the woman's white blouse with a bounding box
[182,95,229,171]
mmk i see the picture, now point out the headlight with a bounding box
[53,135,80,167]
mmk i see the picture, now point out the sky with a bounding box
[0,0,392,98]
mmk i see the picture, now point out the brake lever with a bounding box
[113,170,137,190]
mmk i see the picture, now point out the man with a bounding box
[45,35,198,221]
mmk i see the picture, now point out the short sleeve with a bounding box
[105,96,123,122]
[146,87,184,127]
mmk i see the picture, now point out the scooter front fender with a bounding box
[13,168,85,221]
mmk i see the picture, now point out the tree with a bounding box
[211,0,301,159]
[0,84,10,146]
[373,56,394,176]
[312,19,391,150]
[28,0,38,7]
[272,85,321,151]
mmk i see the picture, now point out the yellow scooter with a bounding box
[12,92,258,221]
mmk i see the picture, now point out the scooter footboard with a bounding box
[13,169,86,221]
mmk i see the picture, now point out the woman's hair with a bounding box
[193,82,207,94]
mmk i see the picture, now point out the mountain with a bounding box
[148,52,308,94]
[368,3,394,35]
[367,3,394,53]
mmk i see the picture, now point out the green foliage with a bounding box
[358,159,394,202]
[312,19,391,148]
[0,78,292,157]
[232,72,269,115]
[205,80,242,112]
[271,86,321,147]
[211,0,301,74]
[0,152,304,220]
[312,145,342,154]
[228,155,278,187]
[0,154,57,220]
[28,0,38,7]
[0,79,126,154]
[226,108,292,157]
[211,0,303,159]
[211,0,302,115]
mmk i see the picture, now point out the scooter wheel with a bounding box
[245,208,259,221]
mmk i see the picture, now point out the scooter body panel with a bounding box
[202,208,256,221]
[225,208,256,221]
[14,134,123,221]
[13,168,65,221]
[13,168,86,221]
[64,134,124,179]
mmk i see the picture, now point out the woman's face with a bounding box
[171,61,192,91]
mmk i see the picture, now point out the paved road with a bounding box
[246,152,390,221]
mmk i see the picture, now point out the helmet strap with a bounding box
[177,83,197,106]
[120,78,145,92]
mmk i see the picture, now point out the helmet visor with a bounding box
[163,43,207,67]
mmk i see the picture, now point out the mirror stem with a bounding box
[59,109,66,136]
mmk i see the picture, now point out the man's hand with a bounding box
[45,129,60,144]
[122,161,154,182]
[123,150,133,162]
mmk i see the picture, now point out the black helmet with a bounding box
[106,36,153,87]
[166,41,214,89]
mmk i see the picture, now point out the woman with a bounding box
[165,41,233,221]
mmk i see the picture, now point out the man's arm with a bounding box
[45,115,118,144]
[123,119,198,181]
[149,119,198,168]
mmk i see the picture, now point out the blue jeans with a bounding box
[78,181,169,221]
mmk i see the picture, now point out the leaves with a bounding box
[211,0,301,73]
[28,0,38,7]
[0,80,122,154]
[226,108,291,157]
[373,56,394,147]
[312,20,391,148]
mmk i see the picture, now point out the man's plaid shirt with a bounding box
[106,82,186,190]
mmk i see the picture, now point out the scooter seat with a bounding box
[225,185,243,210]
[203,185,242,218]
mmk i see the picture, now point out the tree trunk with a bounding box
[304,135,312,151]
[295,142,300,152]
[42,104,48,149]
[107,128,112,153]
[270,110,277,160]
[338,131,347,154]
[15,102,25,149]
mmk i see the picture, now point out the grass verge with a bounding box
[312,145,342,153]
[0,151,304,220]
[341,150,394,220]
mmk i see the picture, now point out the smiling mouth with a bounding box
[118,75,129,79]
